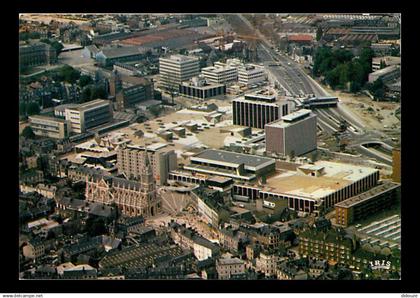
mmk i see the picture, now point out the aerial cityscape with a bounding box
[18,13,401,280]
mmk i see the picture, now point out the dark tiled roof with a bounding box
[101,46,149,59]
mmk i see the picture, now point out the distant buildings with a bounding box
[232,93,290,129]
[265,109,317,157]
[159,54,200,90]
[28,115,70,139]
[65,99,113,134]
[95,46,149,67]
[19,42,57,68]
[368,65,400,83]
[371,56,401,72]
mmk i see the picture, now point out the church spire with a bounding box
[140,145,154,191]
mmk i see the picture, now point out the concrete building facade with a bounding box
[232,95,290,129]
[335,181,400,227]
[179,78,226,100]
[201,65,238,84]
[65,99,113,134]
[265,109,317,157]
[159,55,200,90]
[238,64,266,86]
[28,115,70,139]
[117,143,177,185]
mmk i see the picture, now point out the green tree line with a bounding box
[312,47,374,92]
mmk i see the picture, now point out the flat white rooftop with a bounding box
[315,160,378,182]
[281,109,312,122]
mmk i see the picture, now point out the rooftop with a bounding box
[252,161,378,199]
[68,99,110,112]
[335,181,400,208]
[217,257,244,265]
[281,109,312,122]
[29,115,67,123]
[287,34,313,42]
[370,65,400,76]
[160,54,199,63]
[191,149,275,170]
[100,46,149,59]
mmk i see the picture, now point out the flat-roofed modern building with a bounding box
[159,54,200,90]
[232,94,290,129]
[28,115,70,139]
[65,99,113,134]
[179,76,226,100]
[238,64,266,86]
[368,65,400,83]
[265,109,317,157]
[184,149,276,181]
[201,65,238,84]
[335,181,400,227]
[371,56,401,71]
[233,161,380,216]
[117,143,177,185]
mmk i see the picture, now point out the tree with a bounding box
[26,101,40,115]
[85,217,107,237]
[60,65,80,84]
[80,86,92,102]
[19,31,41,41]
[21,126,35,139]
[40,38,64,56]
[19,102,27,116]
[50,40,64,55]
[91,86,107,99]
[79,75,93,88]
[316,27,323,41]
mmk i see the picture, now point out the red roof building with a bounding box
[287,35,314,43]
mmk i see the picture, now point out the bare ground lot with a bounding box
[323,86,401,132]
